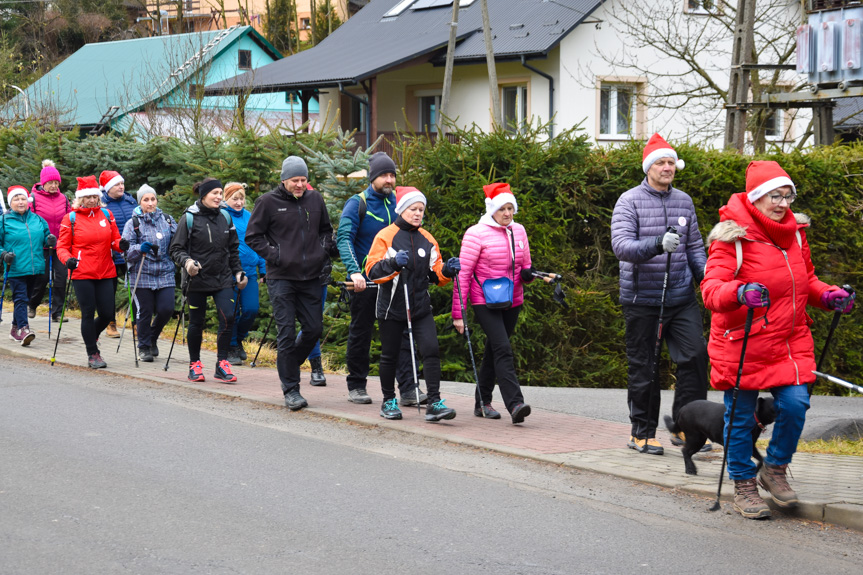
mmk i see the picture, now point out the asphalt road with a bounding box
[2,356,862,574]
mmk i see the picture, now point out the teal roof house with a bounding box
[5,26,319,137]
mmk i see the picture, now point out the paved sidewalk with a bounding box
[3,312,862,531]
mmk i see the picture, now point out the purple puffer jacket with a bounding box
[610,178,707,307]
[29,184,72,237]
[452,221,531,319]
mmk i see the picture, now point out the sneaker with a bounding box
[88,353,107,369]
[18,326,35,346]
[214,359,237,383]
[425,399,456,422]
[227,346,243,366]
[309,357,327,386]
[284,389,308,411]
[758,463,798,508]
[138,347,154,362]
[401,389,428,406]
[28,307,37,319]
[348,388,373,404]
[628,437,664,455]
[51,314,67,323]
[700,440,715,453]
[474,403,502,419]
[380,398,402,420]
[734,478,772,519]
[511,403,532,424]
[105,321,120,338]
[670,431,686,447]
[188,360,205,382]
[237,341,248,361]
[150,343,159,357]
[9,326,21,342]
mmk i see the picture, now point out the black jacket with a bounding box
[169,201,241,292]
[245,184,334,282]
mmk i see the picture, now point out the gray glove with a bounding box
[659,231,680,254]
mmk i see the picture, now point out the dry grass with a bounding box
[756,437,863,457]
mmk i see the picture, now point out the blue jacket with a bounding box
[0,209,50,277]
[610,178,707,307]
[102,190,138,265]
[221,204,266,278]
[336,185,396,277]
[121,207,177,290]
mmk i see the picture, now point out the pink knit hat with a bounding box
[40,159,61,186]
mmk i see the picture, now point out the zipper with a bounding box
[781,248,800,384]
[25,217,34,275]
[299,202,306,266]
[207,223,212,243]
[385,196,392,225]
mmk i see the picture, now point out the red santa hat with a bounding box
[745,161,796,203]
[395,186,426,214]
[483,182,518,217]
[75,175,101,198]
[7,185,31,206]
[99,170,124,193]
[642,133,684,174]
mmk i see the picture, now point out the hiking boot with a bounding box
[758,463,798,508]
[138,347,154,362]
[226,346,243,366]
[237,341,247,361]
[52,314,67,323]
[628,437,664,455]
[380,398,402,420]
[425,399,456,422]
[401,389,428,406]
[700,440,715,453]
[214,359,237,383]
[348,388,372,404]
[88,353,107,369]
[733,478,772,519]
[105,321,120,338]
[474,403,502,419]
[18,326,35,346]
[28,307,36,319]
[284,389,308,411]
[511,403,532,424]
[188,360,205,382]
[309,357,327,386]
[150,343,159,357]
[670,431,686,447]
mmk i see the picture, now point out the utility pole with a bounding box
[724,0,756,151]
[437,0,461,136]
[480,0,501,129]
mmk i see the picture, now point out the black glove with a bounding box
[520,267,536,282]
[119,238,130,252]
[46,234,57,248]
[393,250,409,270]
[2,251,15,264]
[441,256,460,278]
[65,257,78,270]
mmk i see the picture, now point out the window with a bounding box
[188,83,203,100]
[419,95,440,133]
[301,18,311,30]
[599,83,635,138]
[349,97,366,133]
[764,110,790,141]
[502,85,528,134]
[238,50,251,70]
[685,0,719,15]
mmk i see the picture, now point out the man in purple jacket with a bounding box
[610,134,708,456]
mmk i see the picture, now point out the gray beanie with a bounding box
[137,184,157,203]
[368,152,397,184]
[281,156,309,181]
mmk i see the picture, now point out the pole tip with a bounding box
[708,501,721,512]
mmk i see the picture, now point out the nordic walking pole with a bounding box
[117,256,146,356]
[250,313,274,368]
[812,285,855,396]
[47,250,53,338]
[812,370,863,394]
[164,277,192,371]
[50,269,73,365]
[403,279,422,415]
[709,306,755,512]
[454,274,484,417]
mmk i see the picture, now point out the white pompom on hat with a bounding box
[7,185,30,206]
[75,175,101,199]
[483,182,518,217]
[642,133,685,174]
[745,160,796,203]
[394,186,426,214]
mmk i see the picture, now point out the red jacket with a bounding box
[701,193,835,391]
[57,206,123,280]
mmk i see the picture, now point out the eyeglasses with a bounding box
[767,192,797,205]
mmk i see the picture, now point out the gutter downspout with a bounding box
[521,55,554,139]
[339,82,370,148]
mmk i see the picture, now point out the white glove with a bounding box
[661,231,680,254]
[236,272,248,290]
[185,259,201,276]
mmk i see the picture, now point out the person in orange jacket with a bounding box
[56,176,127,369]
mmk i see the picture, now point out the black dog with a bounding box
[663,397,775,476]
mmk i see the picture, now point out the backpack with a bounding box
[187,210,231,232]
[132,212,176,242]
[69,208,113,239]
[30,189,71,213]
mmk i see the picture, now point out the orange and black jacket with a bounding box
[366,217,450,321]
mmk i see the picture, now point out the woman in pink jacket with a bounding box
[452,183,552,424]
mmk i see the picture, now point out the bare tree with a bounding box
[480,0,501,129]
[437,0,461,135]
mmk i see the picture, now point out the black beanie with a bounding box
[368,152,396,184]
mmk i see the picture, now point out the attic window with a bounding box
[412,0,453,9]
[383,0,416,17]
[238,50,252,70]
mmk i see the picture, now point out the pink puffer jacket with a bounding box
[452,221,532,319]
[30,184,72,237]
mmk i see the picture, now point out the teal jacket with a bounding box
[0,209,50,277]
[336,185,397,277]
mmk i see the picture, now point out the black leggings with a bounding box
[473,304,524,413]
[379,313,441,403]
[72,278,115,355]
[187,288,235,363]
[133,286,175,349]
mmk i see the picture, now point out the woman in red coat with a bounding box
[57,176,128,369]
[701,161,854,520]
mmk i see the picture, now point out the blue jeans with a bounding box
[299,284,328,360]
[9,275,36,329]
[724,384,810,480]
[230,274,260,347]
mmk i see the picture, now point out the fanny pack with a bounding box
[476,228,516,310]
